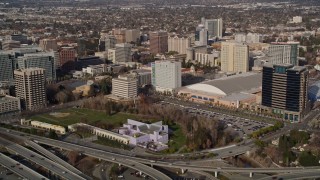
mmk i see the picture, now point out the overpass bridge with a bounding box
[25,140,90,179]
[0,152,48,180]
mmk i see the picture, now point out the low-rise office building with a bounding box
[29,121,66,134]
[0,95,21,115]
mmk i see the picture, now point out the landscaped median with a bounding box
[248,121,284,139]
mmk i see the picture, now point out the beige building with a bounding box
[112,75,138,98]
[14,68,47,110]
[221,41,249,73]
[39,39,58,51]
[125,29,140,43]
[0,95,21,115]
[30,121,66,134]
[68,123,130,144]
[168,35,191,54]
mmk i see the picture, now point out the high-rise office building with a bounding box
[59,47,76,72]
[2,40,20,50]
[149,31,168,54]
[14,68,46,110]
[267,42,299,65]
[221,41,249,73]
[105,35,117,51]
[107,43,132,63]
[125,29,140,43]
[0,53,14,82]
[39,39,58,51]
[235,33,262,44]
[168,35,191,54]
[195,24,208,46]
[112,29,126,44]
[204,18,223,38]
[262,64,309,122]
[112,75,138,98]
[151,60,181,92]
[17,55,56,82]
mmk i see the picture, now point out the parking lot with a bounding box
[159,101,272,139]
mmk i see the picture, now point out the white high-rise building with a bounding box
[267,42,299,65]
[14,68,46,110]
[235,33,262,43]
[168,35,191,54]
[112,75,138,98]
[107,43,132,63]
[221,41,249,73]
[204,18,223,38]
[195,24,208,46]
[151,60,181,92]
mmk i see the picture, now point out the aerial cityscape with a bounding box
[1,0,320,179]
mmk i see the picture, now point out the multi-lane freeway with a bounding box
[0,138,87,180]
[2,128,320,179]
[0,152,48,180]
[25,140,90,179]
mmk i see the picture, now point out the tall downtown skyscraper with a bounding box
[14,68,47,110]
[221,41,249,73]
[262,64,309,122]
[267,42,299,65]
[195,24,208,46]
[149,31,168,54]
[168,35,192,54]
[204,18,223,38]
[151,60,181,92]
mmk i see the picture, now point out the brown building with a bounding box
[149,31,168,54]
[14,68,46,110]
[39,39,58,51]
[59,47,76,72]
[112,29,126,44]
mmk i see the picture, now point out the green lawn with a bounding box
[30,108,158,127]
[162,124,187,154]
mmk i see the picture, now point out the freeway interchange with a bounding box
[1,127,320,180]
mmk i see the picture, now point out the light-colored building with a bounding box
[195,24,208,46]
[107,43,132,63]
[178,72,262,108]
[119,119,168,149]
[68,123,130,144]
[168,35,191,54]
[2,40,20,50]
[149,31,168,54]
[204,18,223,38]
[17,54,56,82]
[39,39,58,51]
[30,121,66,134]
[82,64,109,76]
[292,16,303,23]
[14,68,46,110]
[267,42,299,65]
[195,50,220,67]
[0,95,21,115]
[112,75,138,98]
[125,29,140,43]
[235,33,262,44]
[151,60,181,92]
[0,53,14,82]
[112,28,126,44]
[221,41,249,73]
